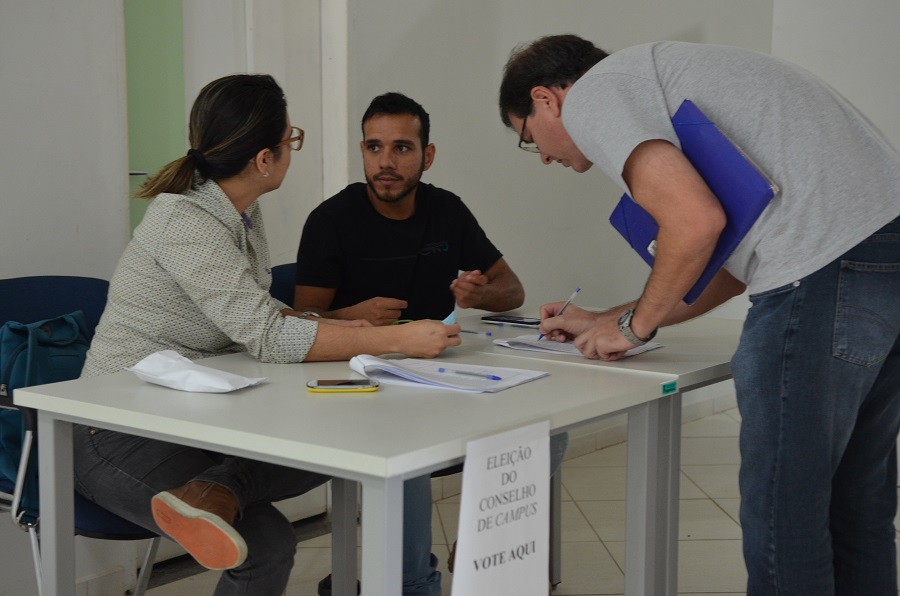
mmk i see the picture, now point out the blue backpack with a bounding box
[0,311,91,522]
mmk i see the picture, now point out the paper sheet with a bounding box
[349,354,548,393]
[493,334,663,358]
[452,421,550,595]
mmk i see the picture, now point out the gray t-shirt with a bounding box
[563,41,900,294]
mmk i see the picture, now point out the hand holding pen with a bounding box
[538,287,581,340]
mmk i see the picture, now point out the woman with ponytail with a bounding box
[73,74,461,595]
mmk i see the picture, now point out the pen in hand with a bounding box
[538,287,581,340]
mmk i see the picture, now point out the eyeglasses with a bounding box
[279,126,305,151]
[517,113,540,153]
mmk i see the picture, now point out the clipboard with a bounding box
[609,99,779,304]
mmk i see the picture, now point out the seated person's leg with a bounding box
[73,424,328,593]
[403,474,442,596]
[215,501,299,595]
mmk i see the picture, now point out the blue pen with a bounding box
[538,287,581,340]
[460,329,492,337]
[438,367,502,381]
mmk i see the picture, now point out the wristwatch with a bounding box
[617,308,657,346]
[298,311,322,320]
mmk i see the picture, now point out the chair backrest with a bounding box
[1,275,109,524]
[269,263,296,307]
[0,276,109,334]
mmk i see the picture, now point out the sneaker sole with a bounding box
[151,491,247,570]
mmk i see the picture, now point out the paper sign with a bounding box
[451,421,550,595]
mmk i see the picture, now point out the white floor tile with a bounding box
[547,542,624,595]
[680,437,742,466]
[715,497,741,526]
[681,413,741,438]
[680,464,740,499]
[560,501,602,543]
[562,442,627,468]
[561,466,627,501]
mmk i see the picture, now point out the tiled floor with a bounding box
[144,408,895,595]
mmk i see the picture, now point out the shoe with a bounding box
[151,480,247,570]
[317,573,361,596]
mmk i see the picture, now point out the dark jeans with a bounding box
[732,217,900,595]
[73,425,328,596]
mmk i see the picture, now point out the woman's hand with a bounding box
[396,321,462,358]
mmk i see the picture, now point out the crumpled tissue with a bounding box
[128,350,267,393]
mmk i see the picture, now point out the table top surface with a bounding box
[15,315,741,481]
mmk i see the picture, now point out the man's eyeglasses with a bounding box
[517,113,540,153]
[279,126,305,151]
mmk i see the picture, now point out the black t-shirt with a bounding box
[295,182,502,321]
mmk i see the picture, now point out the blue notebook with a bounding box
[609,100,779,304]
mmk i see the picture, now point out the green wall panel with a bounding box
[125,0,185,232]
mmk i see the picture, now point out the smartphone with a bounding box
[480,315,541,328]
[306,379,380,393]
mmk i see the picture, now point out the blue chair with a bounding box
[0,275,160,596]
[269,262,297,308]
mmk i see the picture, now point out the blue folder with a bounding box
[609,99,779,304]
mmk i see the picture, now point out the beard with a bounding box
[365,167,423,204]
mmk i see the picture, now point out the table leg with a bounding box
[359,476,404,596]
[624,392,682,596]
[37,414,75,596]
[331,478,359,596]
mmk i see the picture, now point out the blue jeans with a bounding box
[73,426,329,596]
[732,217,900,595]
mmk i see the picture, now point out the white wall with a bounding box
[0,0,130,280]
[0,2,134,593]
[345,0,773,316]
[772,0,900,149]
[181,0,324,266]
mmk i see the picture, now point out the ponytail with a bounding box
[134,74,287,200]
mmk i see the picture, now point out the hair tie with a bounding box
[186,148,207,168]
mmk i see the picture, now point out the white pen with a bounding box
[538,287,581,340]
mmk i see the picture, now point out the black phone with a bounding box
[306,379,380,392]
[480,315,541,328]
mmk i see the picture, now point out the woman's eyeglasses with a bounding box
[280,126,305,151]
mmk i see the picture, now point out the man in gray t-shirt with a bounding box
[499,35,900,595]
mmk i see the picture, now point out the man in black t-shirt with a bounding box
[294,93,525,596]
[294,92,524,325]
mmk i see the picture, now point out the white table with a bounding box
[461,314,743,595]
[16,315,740,596]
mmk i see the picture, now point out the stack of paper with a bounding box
[349,354,548,393]
[493,335,662,358]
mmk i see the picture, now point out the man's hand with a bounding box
[538,303,598,342]
[571,310,638,361]
[539,303,637,361]
[450,270,490,309]
[341,297,408,326]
